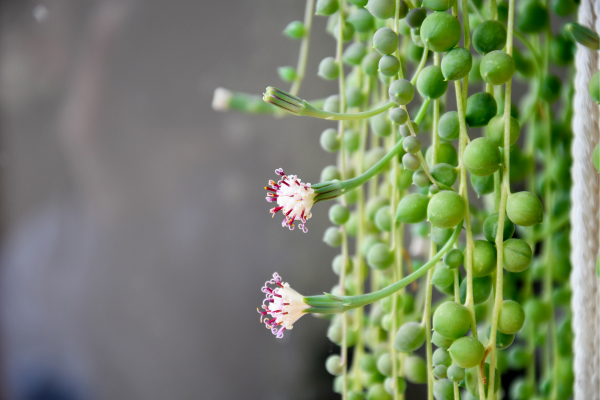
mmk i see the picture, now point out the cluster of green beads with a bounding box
[324,0,574,398]
[221,0,589,397]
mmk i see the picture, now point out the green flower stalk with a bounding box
[258,223,462,338]
[212,87,327,115]
[263,86,395,120]
[265,138,405,232]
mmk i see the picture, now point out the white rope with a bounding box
[571,0,600,398]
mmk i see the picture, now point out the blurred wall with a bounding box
[0,0,355,399]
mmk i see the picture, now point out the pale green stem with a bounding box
[410,46,430,85]
[394,0,405,81]
[459,0,471,107]
[352,66,371,393]
[326,223,462,310]
[339,226,349,400]
[264,86,395,120]
[335,6,348,400]
[461,0,472,50]
[489,0,497,20]
[313,138,407,201]
[513,30,543,126]
[454,268,460,302]
[494,171,501,212]
[453,2,484,398]
[454,80,478,331]
[289,0,315,96]
[486,1,514,398]
[369,76,379,199]
[422,52,441,400]
[389,97,403,400]
[397,224,406,400]
[467,0,485,22]
[527,212,570,242]
[423,267,435,400]
[486,12,500,95]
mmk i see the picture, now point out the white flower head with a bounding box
[257,272,310,338]
[265,168,316,233]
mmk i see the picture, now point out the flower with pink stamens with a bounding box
[257,272,310,338]
[265,168,316,233]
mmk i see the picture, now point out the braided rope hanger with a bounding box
[571,1,600,399]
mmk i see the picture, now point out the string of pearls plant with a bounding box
[215,0,600,398]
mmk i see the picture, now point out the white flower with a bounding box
[265,168,316,233]
[257,272,310,338]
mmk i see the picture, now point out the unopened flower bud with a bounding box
[564,22,599,51]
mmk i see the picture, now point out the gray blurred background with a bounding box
[0,0,352,399]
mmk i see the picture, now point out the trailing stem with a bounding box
[336,4,348,399]
[289,0,315,96]
[486,0,515,398]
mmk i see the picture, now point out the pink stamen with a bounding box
[271,206,284,213]
[276,327,286,338]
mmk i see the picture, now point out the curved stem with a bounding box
[351,64,370,394]
[486,1,514,398]
[336,5,349,400]
[315,101,396,120]
[340,223,462,309]
[263,86,395,120]
[453,2,484,398]
[410,46,430,85]
[512,30,544,127]
[289,0,315,96]
[527,211,569,243]
[423,267,435,400]
[394,0,405,81]
[414,99,431,125]
[314,137,406,198]
[423,53,441,400]
[389,66,404,398]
